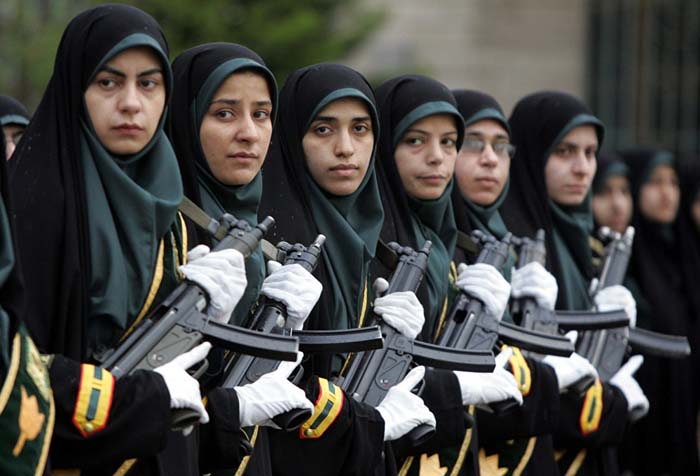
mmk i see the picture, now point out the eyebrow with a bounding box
[557,141,598,149]
[312,115,371,123]
[210,99,273,107]
[98,65,163,78]
[465,131,509,139]
[405,128,458,136]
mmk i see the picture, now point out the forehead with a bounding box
[407,113,457,132]
[603,175,630,189]
[557,124,598,147]
[314,97,370,117]
[103,46,163,70]
[214,71,271,99]
[465,118,508,138]
[648,163,677,180]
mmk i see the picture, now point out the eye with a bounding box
[554,145,574,157]
[585,147,597,159]
[140,78,159,90]
[314,125,332,136]
[441,137,457,148]
[353,123,370,134]
[215,110,234,120]
[97,78,118,90]
[254,110,271,120]
[404,136,424,146]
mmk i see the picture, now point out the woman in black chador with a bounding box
[8,5,252,474]
[617,148,700,476]
[501,91,645,476]
[259,63,436,476]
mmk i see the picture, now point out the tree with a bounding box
[0,0,384,109]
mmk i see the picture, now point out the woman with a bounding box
[259,63,435,476]
[0,95,30,160]
[617,147,699,476]
[374,76,523,476]
[591,152,633,234]
[501,91,644,476]
[168,42,320,475]
[8,5,249,474]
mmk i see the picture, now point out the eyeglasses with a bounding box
[461,138,515,159]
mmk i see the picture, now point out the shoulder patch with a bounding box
[579,378,603,435]
[72,364,115,437]
[299,377,344,439]
[506,346,532,396]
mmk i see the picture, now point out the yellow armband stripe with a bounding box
[579,378,603,435]
[299,378,344,439]
[506,346,532,396]
[72,364,114,437]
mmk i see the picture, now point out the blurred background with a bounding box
[1,0,698,158]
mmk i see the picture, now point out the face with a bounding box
[455,119,512,206]
[592,175,633,233]
[199,71,273,186]
[3,124,24,160]
[638,164,680,224]
[393,114,459,200]
[84,46,166,155]
[544,125,598,206]
[302,97,374,196]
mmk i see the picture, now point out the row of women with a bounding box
[1,4,698,476]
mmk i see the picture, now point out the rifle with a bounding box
[336,241,495,447]
[438,231,574,413]
[511,229,630,364]
[576,227,691,389]
[100,214,302,428]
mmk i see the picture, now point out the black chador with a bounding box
[372,74,476,476]
[7,5,231,475]
[451,89,561,476]
[258,63,386,476]
[616,148,700,476]
[501,91,628,476]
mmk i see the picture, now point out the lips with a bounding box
[475,176,499,185]
[228,152,258,160]
[330,164,359,171]
[112,124,144,136]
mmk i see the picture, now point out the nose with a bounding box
[571,150,591,175]
[479,142,499,167]
[334,129,354,158]
[235,114,260,143]
[427,137,444,165]
[119,82,142,114]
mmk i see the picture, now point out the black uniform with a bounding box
[502,91,629,476]
[259,63,387,476]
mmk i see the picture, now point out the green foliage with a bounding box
[0,0,384,108]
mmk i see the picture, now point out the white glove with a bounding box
[179,244,247,323]
[455,263,510,321]
[511,262,558,310]
[154,342,211,435]
[594,285,637,328]
[373,278,425,339]
[235,352,314,428]
[375,366,436,441]
[610,355,649,421]
[453,348,523,406]
[543,332,599,392]
[261,261,323,330]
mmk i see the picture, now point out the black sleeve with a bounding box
[554,382,628,448]
[391,368,469,458]
[269,376,385,476]
[48,355,171,470]
[477,357,560,443]
[198,387,250,474]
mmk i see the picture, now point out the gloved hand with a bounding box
[455,263,510,321]
[154,342,211,435]
[594,284,637,328]
[373,278,425,339]
[453,348,523,406]
[610,355,649,421]
[179,244,247,323]
[375,366,436,441]
[235,352,314,428]
[543,332,599,392]
[261,261,323,330]
[511,262,558,310]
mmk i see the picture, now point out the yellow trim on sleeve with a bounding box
[512,436,537,476]
[565,449,588,476]
[178,212,188,266]
[579,379,603,435]
[449,405,475,476]
[234,425,259,476]
[300,378,344,439]
[72,364,115,437]
[506,346,532,396]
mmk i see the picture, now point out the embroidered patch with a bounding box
[72,364,115,437]
[579,378,603,435]
[299,378,343,439]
